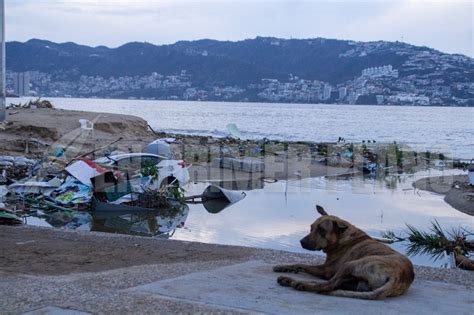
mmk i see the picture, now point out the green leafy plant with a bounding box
[141,160,159,181]
[316,144,328,155]
[167,185,186,203]
[383,221,474,268]
[395,144,403,168]
[404,221,453,260]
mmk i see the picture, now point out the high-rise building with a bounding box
[0,0,5,122]
[338,87,347,100]
[323,85,332,100]
[13,72,30,96]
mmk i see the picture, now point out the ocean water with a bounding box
[9,97,474,159]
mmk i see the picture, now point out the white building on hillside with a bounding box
[362,65,399,78]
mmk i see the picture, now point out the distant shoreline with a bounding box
[3,103,473,161]
[8,96,474,108]
[8,37,473,107]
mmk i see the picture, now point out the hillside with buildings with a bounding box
[6,37,474,106]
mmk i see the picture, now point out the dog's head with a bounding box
[300,205,351,252]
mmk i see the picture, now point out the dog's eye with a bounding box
[317,227,326,237]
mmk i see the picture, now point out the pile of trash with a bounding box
[0,138,247,231]
[7,98,55,110]
[0,140,184,228]
[0,156,39,182]
[315,143,378,174]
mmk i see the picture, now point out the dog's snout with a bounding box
[300,239,305,247]
[300,236,310,249]
[300,235,319,251]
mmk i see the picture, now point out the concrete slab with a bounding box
[130,261,473,315]
[23,306,92,315]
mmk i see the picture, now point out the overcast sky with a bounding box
[5,0,473,57]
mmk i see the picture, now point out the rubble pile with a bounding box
[0,156,39,181]
[0,139,188,228]
[7,98,55,109]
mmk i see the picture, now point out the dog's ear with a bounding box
[320,219,333,232]
[335,221,348,233]
[316,205,328,216]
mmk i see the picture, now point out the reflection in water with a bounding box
[24,168,472,267]
[45,211,92,230]
[27,203,190,238]
[201,185,247,214]
[214,178,265,191]
[91,204,190,238]
[175,169,472,267]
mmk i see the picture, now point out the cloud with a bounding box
[4,0,473,56]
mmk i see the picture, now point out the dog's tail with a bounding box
[324,277,396,300]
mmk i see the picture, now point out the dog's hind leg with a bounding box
[273,264,330,279]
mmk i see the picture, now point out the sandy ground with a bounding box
[413,175,474,216]
[1,226,473,314]
[0,108,157,157]
[0,225,258,276]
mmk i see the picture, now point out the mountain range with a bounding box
[6,37,474,105]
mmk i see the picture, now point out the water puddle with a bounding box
[23,168,472,267]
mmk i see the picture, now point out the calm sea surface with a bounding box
[10,97,474,159]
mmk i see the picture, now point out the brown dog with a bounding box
[274,205,414,300]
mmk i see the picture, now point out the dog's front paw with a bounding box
[277,276,294,287]
[294,282,306,291]
[277,276,306,291]
[273,265,301,273]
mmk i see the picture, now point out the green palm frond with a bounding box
[383,221,473,262]
[405,221,450,261]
